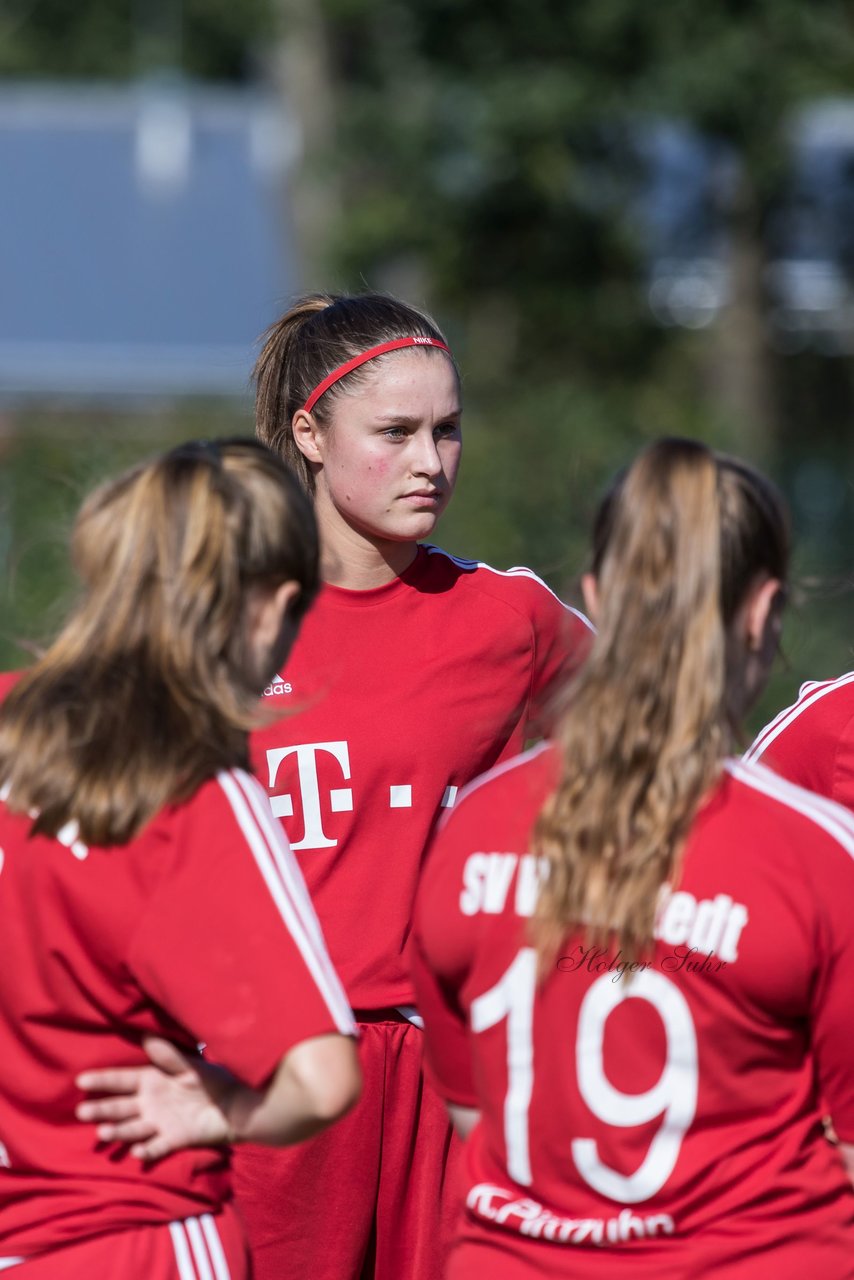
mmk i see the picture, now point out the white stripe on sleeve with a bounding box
[232,770,350,1005]
[727,758,854,861]
[424,545,594,632]
[217,771,355,1034]
[744,670,854,763]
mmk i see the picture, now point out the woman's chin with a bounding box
[359,512,442,546]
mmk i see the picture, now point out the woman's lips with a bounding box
[400,490,442,504]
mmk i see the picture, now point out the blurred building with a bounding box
[632,118,737,331]
[765,99,854,354]
[0,80,299,399]
[634,100,854,348]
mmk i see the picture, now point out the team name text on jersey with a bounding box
[458,853,749,961]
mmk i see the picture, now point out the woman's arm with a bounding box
[77,1033,360,1162]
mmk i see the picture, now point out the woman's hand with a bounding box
[76,1036,236,1162]
[78,1032,360,1156]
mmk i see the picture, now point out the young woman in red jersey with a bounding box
[243,293,592,1280]
[82,293,592,1280]
[411,438,854,1280]
[0,440,360,1278]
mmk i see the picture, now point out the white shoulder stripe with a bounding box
[231,770,354,1025]
[217,771,355,1035]
[727,758,854,861]
[744,670,854,762]
[424,545,594,632]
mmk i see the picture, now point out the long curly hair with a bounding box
[534,438,789,965]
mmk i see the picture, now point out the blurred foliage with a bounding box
[0,0,272,80]
[315,0,854,731]
[0,402,252,665]
[3,0,854,736]
[323,0,854,305]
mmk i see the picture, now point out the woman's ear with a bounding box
[248,580,302,651]
[745,576,785,654]
[291,410,324,465]
[581,573,599,625]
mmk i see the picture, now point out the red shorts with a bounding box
[232,1018,464,1280]
[0,1208,247,1279]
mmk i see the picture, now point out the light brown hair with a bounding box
[535,437,789,964]
[0,439,319,847]
[254,292,457,491]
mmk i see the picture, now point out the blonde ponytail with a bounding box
[255,295,335,492]
[535,438,788,965]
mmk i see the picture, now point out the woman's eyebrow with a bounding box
[374,409,461,424]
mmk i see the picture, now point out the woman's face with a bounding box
[297,350,462,546]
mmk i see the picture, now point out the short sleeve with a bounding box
[830,719,854,811]
[128,770,355,1089]
[411,813,479,1108]
[807,830,854,1141]
[753,721,838,801]
[523,578,592,738]
[745,682,854,811]
[410,931,477,1108]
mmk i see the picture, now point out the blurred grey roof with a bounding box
[0,80,300,398]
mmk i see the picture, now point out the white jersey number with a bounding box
[470,949,698,1202]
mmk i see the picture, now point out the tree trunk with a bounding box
[704,183,778,463]
[268,0,340,287]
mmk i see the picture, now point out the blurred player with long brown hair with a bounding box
[0,440,360,1278]
[412,437,854,1278]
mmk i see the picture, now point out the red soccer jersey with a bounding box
[411,744,854,1279]
[250,544,592,1010]
[0,767,354,1257]
[745,671,854,808]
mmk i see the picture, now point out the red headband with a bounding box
[301,336,452,415]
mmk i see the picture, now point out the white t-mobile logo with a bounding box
[266,739,459,850]
[266,741,353,850]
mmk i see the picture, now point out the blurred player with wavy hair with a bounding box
[0,440,360,1279]
[412,438,854,1278]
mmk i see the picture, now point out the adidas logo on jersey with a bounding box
[263,679,293,698]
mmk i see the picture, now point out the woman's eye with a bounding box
[383,427,408,440]
[435,422,459,438]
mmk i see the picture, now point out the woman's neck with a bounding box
[318,515,418,590]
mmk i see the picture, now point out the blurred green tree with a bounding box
[0,0,272,80]
[3,0,854,727]
[289,0,854,720]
